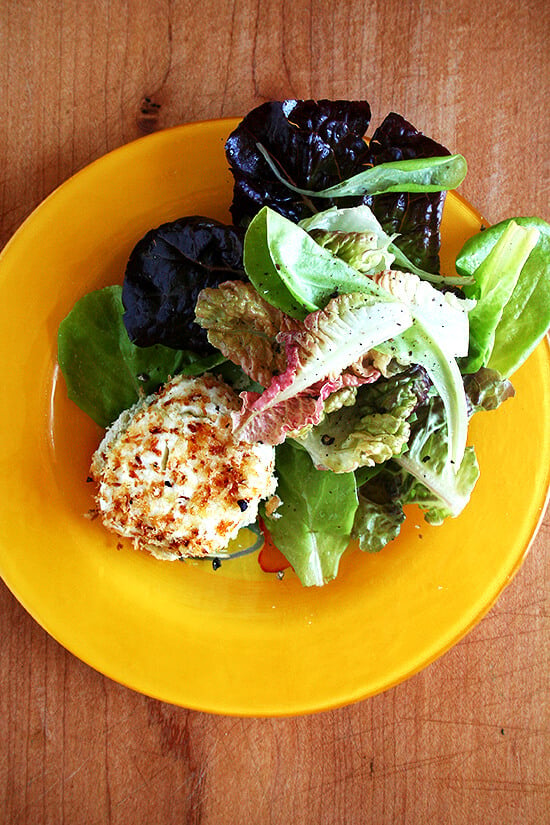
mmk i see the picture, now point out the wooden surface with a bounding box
[1,1,549,823]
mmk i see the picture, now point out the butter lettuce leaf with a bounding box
[261,441,358,586]
[457,217,550,377]
[58,286,224,428]
[244,206,382,319]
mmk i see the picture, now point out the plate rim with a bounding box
[0,118,549,716]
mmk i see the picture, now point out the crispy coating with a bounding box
[91,373,277,559]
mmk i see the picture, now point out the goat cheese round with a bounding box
[90,373,277,559]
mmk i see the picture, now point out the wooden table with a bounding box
[1,2,548,823]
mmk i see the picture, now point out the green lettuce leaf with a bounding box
[195,281,288,387]
[261,441,358,586]
[244,206,382,319]
[57,286,224,428]
[243,206,472,469]
[393,367,514,523]
[457,217,550,377]
[366,271,473,468]
[257,143,467,198]
[295,367,431,473]
[300,205,472,286]
[352,470,405,552]
[378,323,469,469]
[397,443,479,525]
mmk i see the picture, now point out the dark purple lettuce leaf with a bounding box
[225,99,372,224]
[363,112,450,273]
[122,217,246,354]
[226,100,452,274]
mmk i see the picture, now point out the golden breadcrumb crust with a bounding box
[91,373,277,559]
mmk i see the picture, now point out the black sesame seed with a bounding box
[212,558,222,571]
[237,499,249,511]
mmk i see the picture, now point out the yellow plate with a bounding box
[0,119,549,716]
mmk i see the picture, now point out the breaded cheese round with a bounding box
[90,372,277,559]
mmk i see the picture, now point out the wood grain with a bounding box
[1,1,549,823]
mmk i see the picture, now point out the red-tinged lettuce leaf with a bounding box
[122,216,246,355]
[195,281,294,387]
[296,365,432,473]
[237,391,327,445]
[363,113,451,273]
[233,292,413,444]
[352,469,406,553]
[225,99,372,225]
[462,367,515,413]
[236,369,377,445]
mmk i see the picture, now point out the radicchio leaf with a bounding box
[122,216,246,354]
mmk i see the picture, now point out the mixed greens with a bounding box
[58,99,550,586]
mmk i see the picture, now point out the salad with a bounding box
[58,99,550,587]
